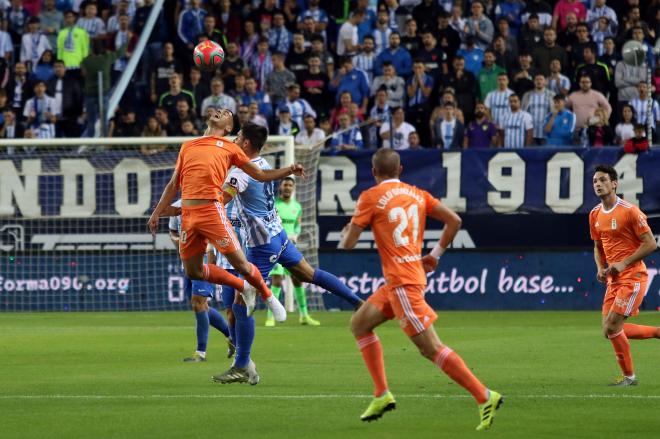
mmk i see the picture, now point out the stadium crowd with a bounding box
[0,0,659,151]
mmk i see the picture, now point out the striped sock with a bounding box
[608,330,634,377]
[434,346,488,404]
[356,333,388,397]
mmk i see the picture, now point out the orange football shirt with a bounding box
[175,136,250,201]
[589,197,652,280]
[351,179,440,287]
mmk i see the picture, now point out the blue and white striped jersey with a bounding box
[629,98,660,129]
[484,89,514,128]
[168,199,182,234]
[226,157,283,248]
[502,110,533,149]
[547,74,571,96]
[522,89,555,139]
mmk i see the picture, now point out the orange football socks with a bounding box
[608,330,634,377]
[203,264,244,291]
[434,346,488,404]
[357,333,389,397]
[624,323,660,339]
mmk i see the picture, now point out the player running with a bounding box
[267,177,320,327]
[589,164,658,386]
[211,123,364,385]
[340,149,503,431]
[148,109,305,324]
[168,199,233,362]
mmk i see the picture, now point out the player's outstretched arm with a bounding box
[148,170,180,237]
[422,203,462,273]
[606,232,658,276]
[241,161,306,181]
[339,223,364,250]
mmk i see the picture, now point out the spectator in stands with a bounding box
[272,104,299,136]
[354,36,376,83]
[522,0,552,27]
[247,101,268,129]
[336,10,363,57]
[374,32,412,78]
[239,20,259,61]
[32,50,56,82]
[623,123,650,153]
[464,1,494,51]
[412,0,439,34]
[478,49,505,100]
[297,0,328,34]
[464,102,497,148]
[282,83,315,128]
[444,55,477,122]
[77,2,106,41]
[184,67,209,118]
[331,56,370,114]
[599,37,619,76]
[574,46,611,96]
[179,119,199,136]
[329,112,364,152]
[592,17,615,57]
[585,107,614,146]
[433,101,464,149]
[154,106,174,136]
[140,116,167,155]
[355,0,375,43]
[485,72,514,128]
[547,58,571,96]
[629,25,656,69]
[295,113,325,147]
[618,9,654,49]
[150,42,183,104]
[215,0,241,43]
[569,23,593,68]
[567,75,612,129]
[81,39,127,136]
[23,80,58,138]
[265,52,295,107]
[268,12,291,55]
[109,108,141,137]
[408,131,422,149]
[492,34,517,73]
[418,30,447,81]
[242,76,272,121]
[0,16,14,62]
[330,91,355,129]
[201,77,235,115]
[367,87,391,148]
[6,0,29,50]
[587,0,618,31]
[615,56,647,104]
[448,3,466,38]
[496,17,519,55]
[229,72,247,102]
[285,32,308,76]
[500,94,533,148]
[57,10,89,79]
[309,33,334,77]
[133,0,166,85]
[250,37,273,92]
[495,0,524,37]
[522,74,555,144]
[159,73,195,118]
[198,15,225,46]
[41,0,63,50]
[533,27,568,77]
[177,0,206,51]
[371,61,405,108]
[615,104,636,145]
[457,35,484,77]
[0,109,25,142]
[518,13,544,55]
[436,12,460,61]
[220,41,247,92]
[8,61,33,116]
[552,0,586,32]
[47,59,83,137]
[298,54,330,118]
[380,106,415,150]
[373,9,392,56]
[406,59,434,146]
[544,95,576,146]
[401,18,422,56]
[109,13,134,85]
[629,82,660,136]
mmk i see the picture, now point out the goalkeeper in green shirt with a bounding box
[267,178,320,326]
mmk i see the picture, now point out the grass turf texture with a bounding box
[1,311,659,439]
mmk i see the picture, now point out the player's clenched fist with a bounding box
[422,254,439,273]
[290,163,306,178]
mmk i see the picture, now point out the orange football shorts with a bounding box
[368,283,437,336]
[602,272,648,317]
[179,201,240,260]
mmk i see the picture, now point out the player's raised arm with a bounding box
[241,161,307,181]
[148,168,181,237]
[422,202,462,273]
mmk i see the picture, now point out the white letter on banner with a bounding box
[614,154,643,206]
[113,158,152,216]
[318,156,357,216]
[0,159,41,217]
[545,152,583,213]
[60,159,96,217]
[441,152,466,212]
[487,153,525,213]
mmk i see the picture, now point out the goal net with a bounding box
[0,135,323,312]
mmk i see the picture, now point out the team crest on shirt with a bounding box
[482,124,489,131]
[611,219,617,230]
[216,140,224,148]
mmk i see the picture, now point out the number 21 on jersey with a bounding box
[389,205,419,247]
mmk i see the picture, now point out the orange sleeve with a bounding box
[351,192,374,229]
[231,143,251,168]
[423,190,441,213]
[589,210,600,241]
[629,206,652,237]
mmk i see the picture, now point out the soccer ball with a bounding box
[622,40,647,67]
[193,41,225,71]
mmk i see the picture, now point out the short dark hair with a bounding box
[594,164,618,181]
[241,122,268,152]
[281,176,295,184]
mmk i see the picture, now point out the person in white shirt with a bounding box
[20,17,52,71]
[380,106,416,150]
[373,9,392,55]
[282,83,316,127]
[522,74,555,144]
[23,80,59,139]
[295,113,326,147]
[76,2,106,40]
[500,94,533,149]
[484,72,514,128]
[337,10,364,57]
[614,104,636,145]
[201,77,236,115]
[354,36,376,83]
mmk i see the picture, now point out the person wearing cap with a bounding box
[272,104,300,136]
[20,17,52,72]
[544,94,576,146]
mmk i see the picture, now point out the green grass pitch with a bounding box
[1,311,660,439]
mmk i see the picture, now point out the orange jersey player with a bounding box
[149,111,305,328]
[340,148,503,431]
[589,164,658,387]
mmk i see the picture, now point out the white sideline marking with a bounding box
[1,394,660,400]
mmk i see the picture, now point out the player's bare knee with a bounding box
[236,262,252,276]
[418,345,437,361]
[186,267,205,281]
[350,314,368,336]
[191,296,208,312]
